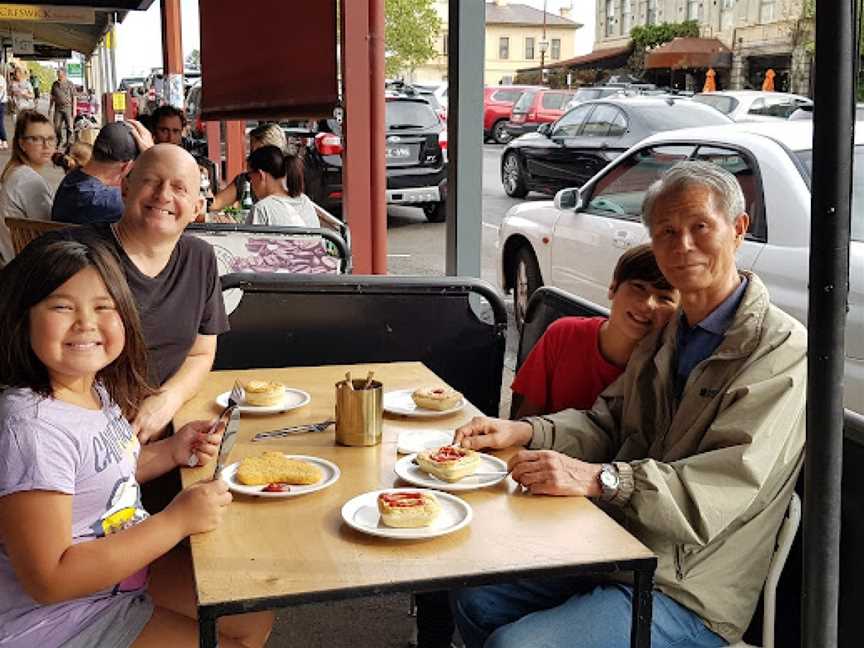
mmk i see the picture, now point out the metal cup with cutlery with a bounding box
[335,377,382,446]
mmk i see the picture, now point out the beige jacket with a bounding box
[526,272,806,642]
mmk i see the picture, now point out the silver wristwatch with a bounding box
[599,463,620,501]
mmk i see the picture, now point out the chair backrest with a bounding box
[6,217,71,255]
[759,492,801,648]
[215,273,507,416]
[186,222,350,276]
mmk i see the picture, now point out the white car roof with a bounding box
[696,90,810,100]
[639,120,864,152]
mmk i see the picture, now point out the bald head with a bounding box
[121,144,205,240]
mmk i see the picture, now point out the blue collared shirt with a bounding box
[674,277,749,400]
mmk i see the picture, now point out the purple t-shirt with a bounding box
[0,386,149,646]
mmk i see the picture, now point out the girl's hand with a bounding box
[171,418,224,468]
[165,479,232,536]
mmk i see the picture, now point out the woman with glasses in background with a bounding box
[0,110,57,265]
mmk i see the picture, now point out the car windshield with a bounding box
[693,94,739,115]
[385,101,439,129]
[512,90,537,113]
[638,104,732,129]
[419,92,441,111]
[573,88,606,102]
[795,148,864,242]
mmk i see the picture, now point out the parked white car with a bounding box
[693,90,812,122]
[497,121,864,414]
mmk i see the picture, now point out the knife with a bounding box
[213,406,241,479]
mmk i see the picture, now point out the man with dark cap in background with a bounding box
[52,120,153,224]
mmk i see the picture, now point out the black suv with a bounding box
[300,94,448,222]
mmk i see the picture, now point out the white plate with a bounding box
[396,429,455,455]
[220,454,340,498]
[215,388,310,414]
[383,389,465,418]
[341,488,472,539]
[394,453,509,492]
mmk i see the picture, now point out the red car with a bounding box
[484,85,545,145]
[505,88,576,139]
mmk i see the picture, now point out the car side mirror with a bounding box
[554,187,582,211]
[537,122,552,137]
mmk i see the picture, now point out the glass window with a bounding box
[525,37,535,60]
[541,92,565,110]
[551,39,561,60]
[442,32,448,55]
[647,0,657,25]
[637,103,733,129]
[385,101,439,129]
[512,90,537,113]
[796,148,864,243]
[687,0,701,20]
[693,93,740,115]
[551,104,595,138]
[622,1,633,34]
[760,0,775,22]
[748,96,812,118]
[581,104,628,138]
[499,37,510,59]
[585,145,697,220]
[492,89,523,103]
[693,146,763,238]
[605,0,616,37]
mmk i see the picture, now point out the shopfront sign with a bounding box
[0,4,95,24]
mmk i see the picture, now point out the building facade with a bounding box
[592,0,812,94]
[410,0,582,86]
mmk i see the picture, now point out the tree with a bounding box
[185,49,200,69]
[385,0,441,79]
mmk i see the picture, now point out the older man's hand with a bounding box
[454,416,533,450]
[134,390,184,443]
[125,119,154,152]
[508,449,603,497]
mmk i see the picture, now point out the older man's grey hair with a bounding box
[641,161,745,229]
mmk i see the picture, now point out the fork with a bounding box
[187,380,244,467]
[252,419,335,442]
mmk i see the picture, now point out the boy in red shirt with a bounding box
[512,243,678,418]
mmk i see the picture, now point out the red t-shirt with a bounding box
[511,316,624,414]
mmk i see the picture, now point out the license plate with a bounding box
[387,146,411,159]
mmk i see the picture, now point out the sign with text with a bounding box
[0,4,94,24]
[67,62,83,78]
[11,31,33,56]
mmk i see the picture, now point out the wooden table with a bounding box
[176,362,656,648]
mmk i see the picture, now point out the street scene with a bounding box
[0,1,861,648]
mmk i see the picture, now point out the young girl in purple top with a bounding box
[0,238,273,647]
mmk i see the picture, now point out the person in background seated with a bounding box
[210,123,287,212]
[150,104,187,147]
[453,161,806,648]
[512,243,679,418]
[0,111,57,265]
[246,145,319,228]
[52,120,153,226]
[52,141,94,175]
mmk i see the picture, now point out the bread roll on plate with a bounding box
[377,491,441,528]
[411,386,462,411]
[416,445,481,482]
[237,451,323,486]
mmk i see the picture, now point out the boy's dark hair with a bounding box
[247,145,304,197]
[151,104,187,129]
[611,243,674,292]
[0,235,154,419]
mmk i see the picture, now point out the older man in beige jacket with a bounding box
[453,161,806,648]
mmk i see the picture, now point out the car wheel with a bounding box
[493,120,512,145]
[423,202,447,223]
[502,152,529,198]
[513,246,542,331]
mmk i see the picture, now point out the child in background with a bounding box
[52,141,93,175]
[0,237,273,647]
[511,243,679,418]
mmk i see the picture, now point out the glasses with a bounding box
[20,135,57,147]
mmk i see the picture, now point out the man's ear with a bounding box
[734,212,750,247]
[120,160,134,178]
[608,280,619,302]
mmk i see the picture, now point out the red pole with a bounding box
[205,121,222,182]
[225,121,246,184]
[160,0,184,108]
[369,0,387,273]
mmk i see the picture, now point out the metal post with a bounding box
[802,0,854,645]
[107,15,117,92]
[445,0,485,277]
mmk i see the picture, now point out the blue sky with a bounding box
[114,0,595,81]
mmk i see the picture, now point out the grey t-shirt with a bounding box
[0,386,149,646]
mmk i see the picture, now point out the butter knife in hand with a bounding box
[213,407,241,479]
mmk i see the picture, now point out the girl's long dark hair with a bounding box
[0,235,154,418]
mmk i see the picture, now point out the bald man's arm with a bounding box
[133,334,217,443]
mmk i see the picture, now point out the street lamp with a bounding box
[539,39,549,83]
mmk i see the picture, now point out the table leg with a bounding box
[631,562,655,648]
[199,607,218,648]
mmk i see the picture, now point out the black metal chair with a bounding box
[215,274,507,416]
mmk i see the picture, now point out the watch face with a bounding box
[601,468,619,489]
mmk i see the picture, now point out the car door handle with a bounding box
[612,231,633,248]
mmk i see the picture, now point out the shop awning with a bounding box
[644,37,731,70]
[517,44,633,73]
[0,2,155,56]
[200,0,338,121]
